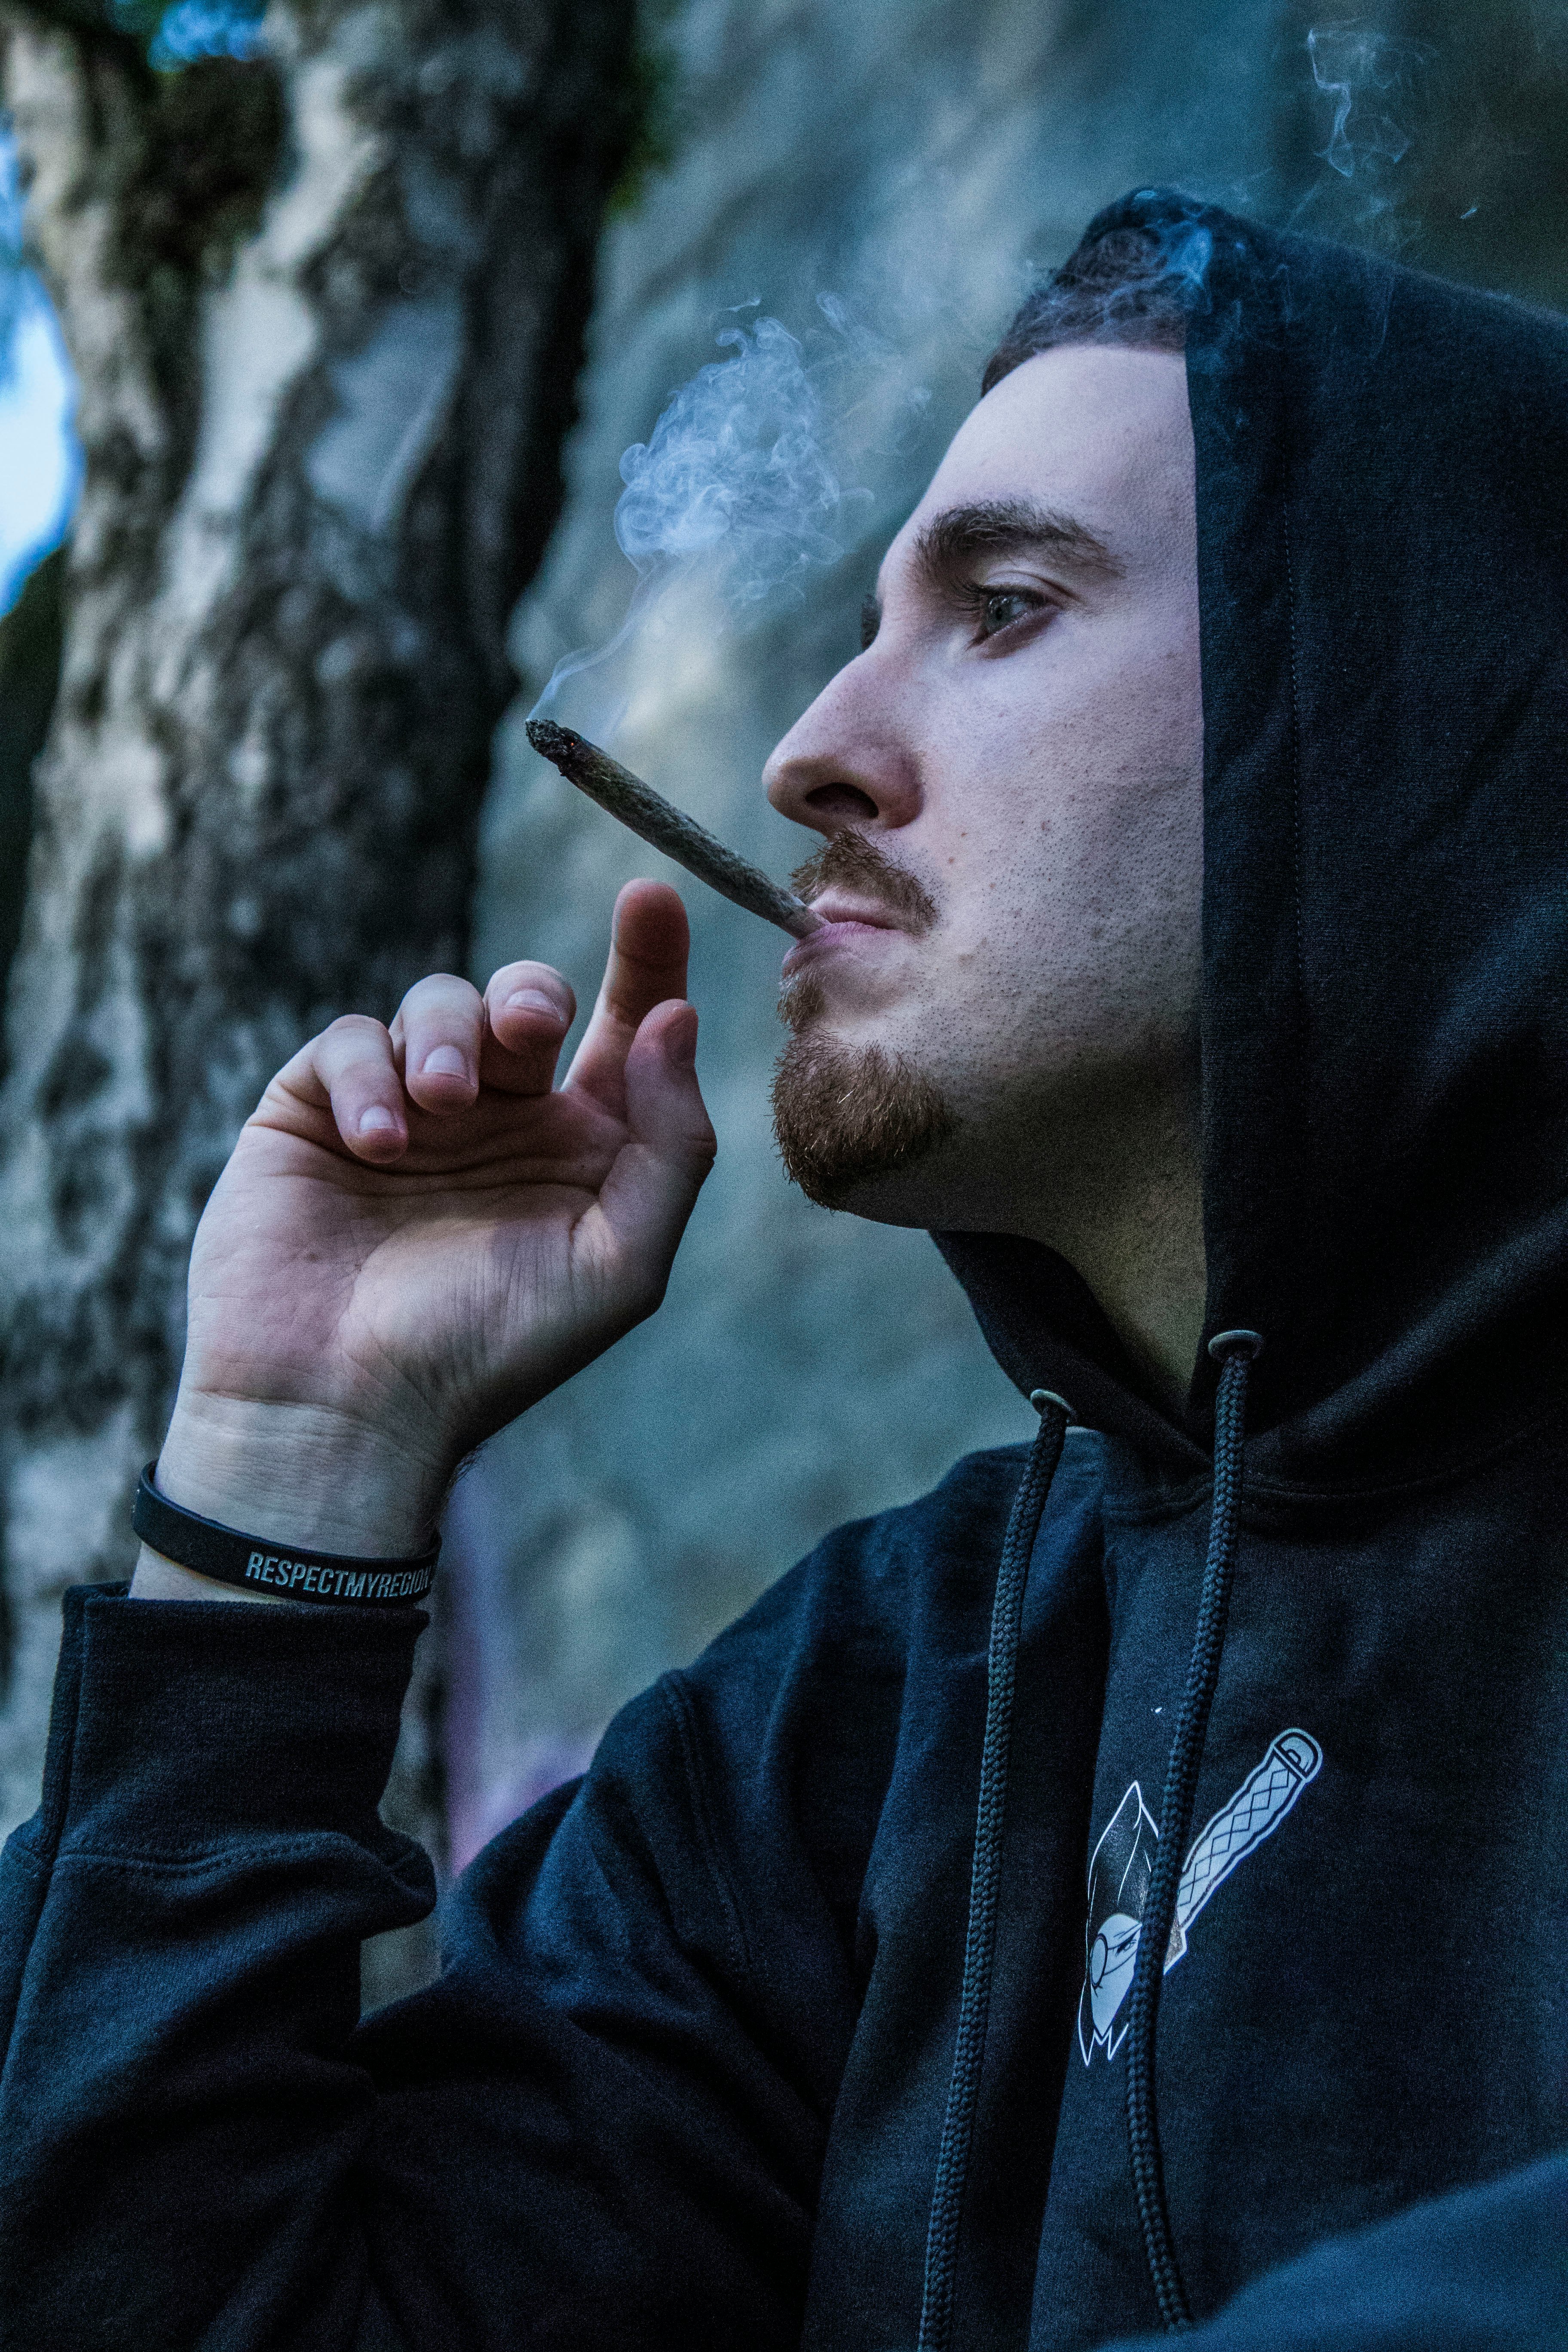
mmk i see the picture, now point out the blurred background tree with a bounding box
[1,0,1565,1999]
[0,0,644,1991]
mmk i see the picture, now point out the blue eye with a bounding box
[979,588,1040,637]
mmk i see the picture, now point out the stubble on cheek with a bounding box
[771,967,956,1208]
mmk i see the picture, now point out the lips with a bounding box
[807,889,905,931]
[780,891,909,977]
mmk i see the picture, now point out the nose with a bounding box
[763,649,922,839]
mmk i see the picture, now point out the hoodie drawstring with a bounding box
[1126,1327,1263,2331]
[916,1387,1072,2352]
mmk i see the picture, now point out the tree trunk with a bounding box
[0,0,640,1991]
[0,549,63,1052]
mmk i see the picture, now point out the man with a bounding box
[2,188,1565,2349]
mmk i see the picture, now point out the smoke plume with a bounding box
[1302,23,1434,234]
[530,299,929,747]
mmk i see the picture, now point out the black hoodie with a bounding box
[2,192,1566,2350]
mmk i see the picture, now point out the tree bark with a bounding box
[0,550,63,1055]
[0,0,640,1991]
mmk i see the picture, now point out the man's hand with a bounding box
[133,882,715,1597]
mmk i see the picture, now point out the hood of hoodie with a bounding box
[937,188,1568,1497]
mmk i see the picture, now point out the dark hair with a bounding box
[982,224,1191,395]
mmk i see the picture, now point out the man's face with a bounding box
[765,343,1204,1232]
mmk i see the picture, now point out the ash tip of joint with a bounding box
[526,717,581,760]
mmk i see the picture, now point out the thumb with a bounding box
[623,999,717,1175]
[600,1000,717,1267]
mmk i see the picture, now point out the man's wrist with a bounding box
[151,1391,448,1561]
[132,1541,286,1603]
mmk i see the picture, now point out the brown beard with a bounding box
[771,832,954,1207]
[787,827,939,932]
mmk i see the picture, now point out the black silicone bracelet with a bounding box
[132,1464,438,1605]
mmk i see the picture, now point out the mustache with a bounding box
[789,829,939,934]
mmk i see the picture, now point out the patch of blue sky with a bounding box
[150,0,266,65]
[0,129,80,620]
[1,0,267,619]
[108,0,268,66]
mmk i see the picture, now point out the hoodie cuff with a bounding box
[32,1585,426,1864]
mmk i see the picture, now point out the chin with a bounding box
[770,1021,958,1215]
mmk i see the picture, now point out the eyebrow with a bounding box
[914,497,1121,594]
[860,497,1120,648]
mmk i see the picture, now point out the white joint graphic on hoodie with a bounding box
[1077,1728,1323,2066]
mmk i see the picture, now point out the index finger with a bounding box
[564,880,691,1118]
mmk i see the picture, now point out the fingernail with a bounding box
[505,989,565,1020]
[668,1017,697,1070]
[422,1045,472,1081]
[359,1104,398,1136]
